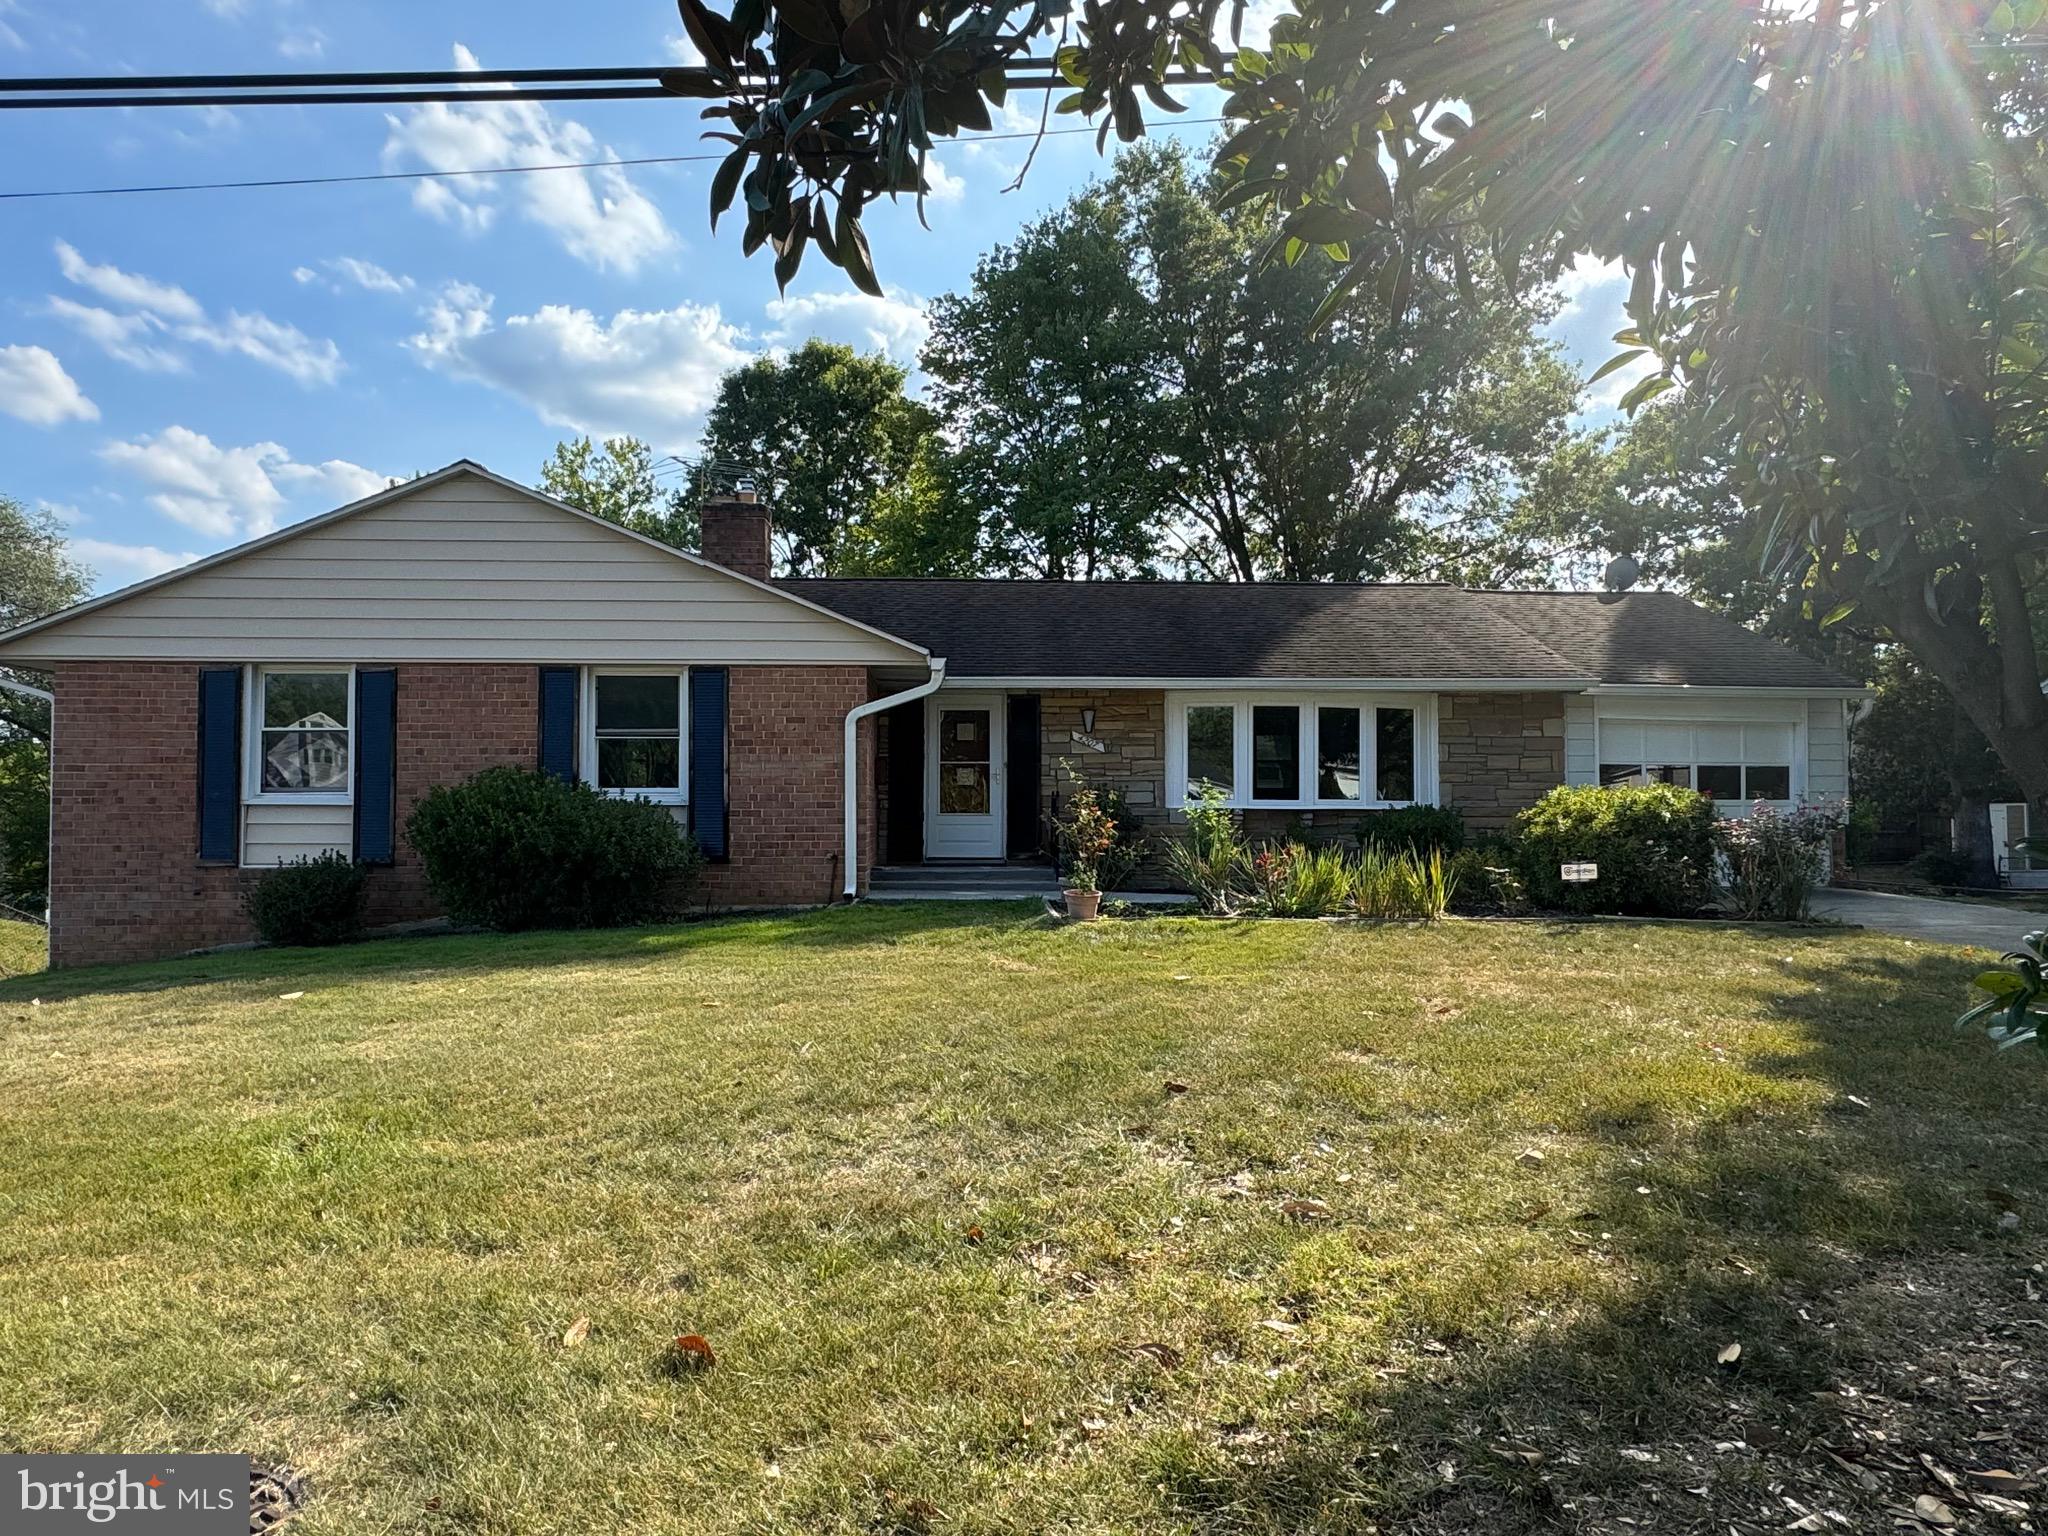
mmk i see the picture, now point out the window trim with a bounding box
[1165,690,1438,811]
[244,663,356,806]
[580,666,690,806]
[1594,715,1802,808]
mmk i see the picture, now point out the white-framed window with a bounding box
[246,665,354,804]
[1166,692,1436,810]
[1597,718,1796,804]
[580,668,689,804]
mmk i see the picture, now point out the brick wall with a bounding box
[1436,691,1568,831]
[699,664,874,910]
[48,661,875,968]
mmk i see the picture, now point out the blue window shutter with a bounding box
[689,668,729,862]
[196,667,241,863]
[354,668,398,864]
[538,667,579,782]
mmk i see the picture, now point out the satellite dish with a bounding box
[1602,554,1642,592]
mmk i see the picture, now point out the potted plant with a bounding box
[1060,779,1118,921]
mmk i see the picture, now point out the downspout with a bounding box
[842,658,946,899]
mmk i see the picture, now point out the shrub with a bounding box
[1514,782,1718,916]
[1248,842,1354,917]
[1445,847,1527,915]
[1163,783,1249,914]
[1717,800,1847,921]
[405,766,703,931]
[1957,928,2046,1053]
[1844,801,1881,867]
[1357,804,1466,858]
[243,851,368,946]
[0,738,49,918]
[1907,846,1978,888]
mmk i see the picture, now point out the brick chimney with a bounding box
[699,487,772,582]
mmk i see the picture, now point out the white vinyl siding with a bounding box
[1563,694,1597,785]
[241,802,352,868]
[2,472,922,665]
[1807,696,1849,801]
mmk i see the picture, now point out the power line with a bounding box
[0,117,1226,202]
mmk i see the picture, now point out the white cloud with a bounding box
[762,289,930,369]
[295,256,414,295]
[45,297,188,373]
[52,240,342,386]
[922,155,966,204]
[1553,253,1628,322]
[664,32,704,66]
[54,240,205,324]
[380,45,678,274]
[408,284,749,452]
[190,310,343,386]
[278,27,325,59]
[0,345,98,426]
[69,537,204,585]
[99,426,387,539]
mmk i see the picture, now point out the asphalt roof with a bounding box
[778,580,1862,690]
[1467,590,1863,690]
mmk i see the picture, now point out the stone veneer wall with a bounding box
[1435,691,1568,831]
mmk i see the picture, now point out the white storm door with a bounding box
[925,694,1004,859]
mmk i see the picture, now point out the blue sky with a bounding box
[0,0,1637,594]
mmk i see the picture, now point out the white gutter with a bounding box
[0,677,54,706]
[842,658,946,899]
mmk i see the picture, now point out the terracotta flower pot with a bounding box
[1064,888,1102,921]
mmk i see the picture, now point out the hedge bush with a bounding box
[1514,782,1718,915]
[243,850,368,946]
[406,766,704,931]
[1357,804,1466,857]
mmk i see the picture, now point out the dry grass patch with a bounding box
[0,905,2042,1535]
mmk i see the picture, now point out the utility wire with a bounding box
[0,116,1227,201]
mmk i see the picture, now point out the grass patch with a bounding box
[0,917,45,978]
[0,905,2041,1534]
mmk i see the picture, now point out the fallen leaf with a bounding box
[561,1316,590,1348]
[1913,1494,1956,1528]
[1997,1210,2021,1231]
[1255,1318,1300,1335]
[964,1224,985,1244]
[1515,1148,1546,1167]
[278,991,305,1001]
[665,1333,716,1373]
[1131,1341,1182,1368]
[1164,1080,1190,1095]
[1964,1468,2037,1492]
[1717,1341,1743,1367]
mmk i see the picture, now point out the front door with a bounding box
[925,693,1004,859]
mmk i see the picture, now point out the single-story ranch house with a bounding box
[0,461,1865,968]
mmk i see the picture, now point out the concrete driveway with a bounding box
[1809,887,2044,952]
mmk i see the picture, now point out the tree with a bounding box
[922,143,1579,581]
[923,185,1172,579]
[0,496,90,916]
[680,0,2048,817]
[692,340,960,576]
[0,497,90,745]
[1855,652,2021,881]
[539,437,697,551]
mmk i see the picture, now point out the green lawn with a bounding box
[0,917,45,978]
[1,907,2041,1534]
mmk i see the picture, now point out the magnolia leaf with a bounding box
[1586,348,1649,385]
[1817,600,1858,629]
[1618,371,1675,412]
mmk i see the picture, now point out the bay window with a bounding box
[583,670,688,803]
[1169,692,1434,810]
[1598,718,1796,804]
